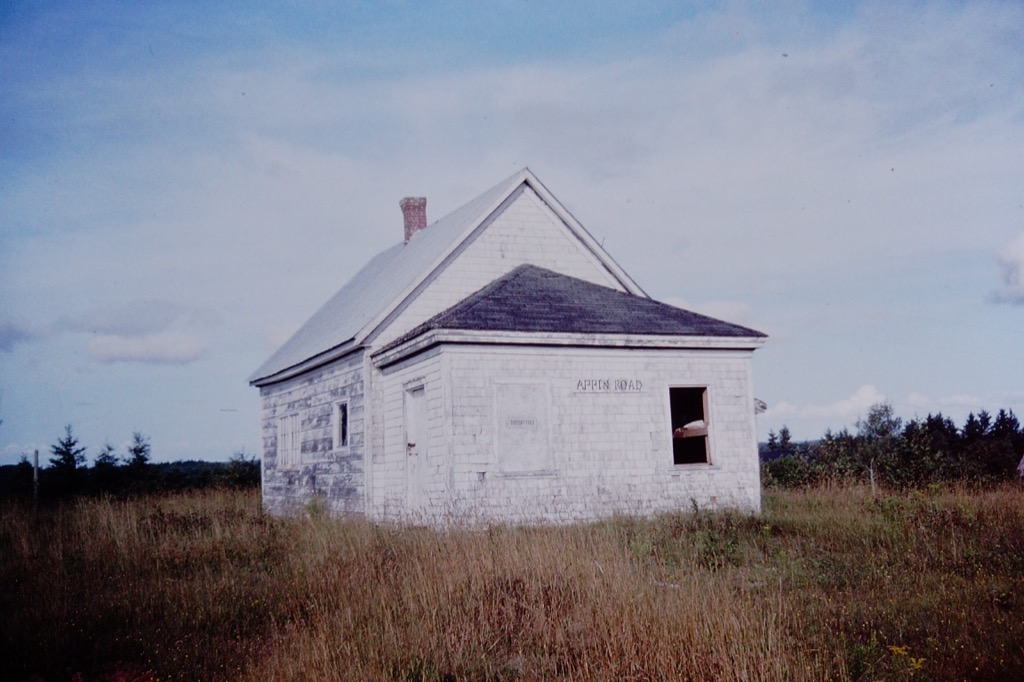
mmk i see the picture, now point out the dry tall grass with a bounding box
[1,485,1021,681]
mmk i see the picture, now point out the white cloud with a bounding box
[55,300,201,337]
[15,300,214,366]
[87,332,205,365]
[767,384,887,421]
[905,392,933,409]
[992,233,1024,304]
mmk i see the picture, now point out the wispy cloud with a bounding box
[2,442,40,461]
[54,299,201,336]
[47,300,211,365]
[991,233,1024,304]
[87,332,205,365]
[767,384,886,422]
[0,320,36,352]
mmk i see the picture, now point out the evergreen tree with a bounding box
[91,442,122,494]
[126,432,151,468]
[963,409,1022,481]
[3,455,35,499]
[962,412,986,444]
[49,424,86,470]
[977,410,992,435]
[778,426,793,456]
[93,442,120,469]
[47,424,86,497]
[921,413,961,480]
[992,409,1021,439]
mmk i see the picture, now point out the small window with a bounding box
[278,413,300,468]
[334,402,349,449]
[670,387,709,465]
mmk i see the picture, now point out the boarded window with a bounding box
[335,402,349,449]
[495,383,550,472]
[670,387,709,465]
[278,413,300,468]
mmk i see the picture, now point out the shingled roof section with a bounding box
[387,264,766,347]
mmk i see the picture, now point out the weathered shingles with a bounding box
[396,265,766,341]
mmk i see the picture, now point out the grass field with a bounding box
[1,485,1022,681]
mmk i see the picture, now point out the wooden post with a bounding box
[33,449,39,502]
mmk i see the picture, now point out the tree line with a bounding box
[762,403,1024,488]
[0,424,260,501]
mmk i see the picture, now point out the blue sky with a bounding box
[1,1,1022,464]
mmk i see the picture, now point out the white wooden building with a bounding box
[249,169,767,524]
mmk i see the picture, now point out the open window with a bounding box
[334,401,349,450]
[670,387,709,465]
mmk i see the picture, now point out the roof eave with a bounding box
[250,339,363,387]
[372,328,767,369]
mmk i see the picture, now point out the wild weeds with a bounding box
[1,484,1021,680]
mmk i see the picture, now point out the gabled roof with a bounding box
[380,264,767,353]
[250,169,643,386]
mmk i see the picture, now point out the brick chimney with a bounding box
[400,196,427,242]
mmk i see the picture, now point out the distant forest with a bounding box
[762,403,1024,488]
[0,425,259,501]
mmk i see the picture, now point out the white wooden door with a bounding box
[404,386,426,513]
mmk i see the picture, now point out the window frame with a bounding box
[334,401,349,451]
[668,385,712,466]
[277,413,301,469]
